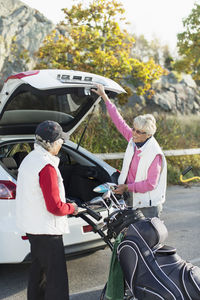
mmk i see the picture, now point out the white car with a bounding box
[0,69,125,263]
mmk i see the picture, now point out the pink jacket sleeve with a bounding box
[105,100,132,141]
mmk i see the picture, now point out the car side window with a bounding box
[8,143,32,157]
[0,142,32,166]
[0,144,13,159]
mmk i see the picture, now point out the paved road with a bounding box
[0,185,200,299]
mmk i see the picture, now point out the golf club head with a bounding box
[93,184,109,193]
[89,196,105,206]
[102,190,111,199]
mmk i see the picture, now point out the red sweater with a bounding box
[39,164,75,216]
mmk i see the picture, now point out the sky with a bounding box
[22,0,198,53]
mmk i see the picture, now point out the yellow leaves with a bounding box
[129,58,165,95]
[34,0,164,98]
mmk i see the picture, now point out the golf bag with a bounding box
[117,217,200,300]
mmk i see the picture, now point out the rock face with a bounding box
[150,72,200,115]
[126,72,200,115]
[0,0,54,85]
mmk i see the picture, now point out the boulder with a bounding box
[126,72,200,115]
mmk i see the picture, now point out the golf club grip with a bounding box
[182,166,192,176]
[86,207,102,221]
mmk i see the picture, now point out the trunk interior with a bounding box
[0,141,116,206]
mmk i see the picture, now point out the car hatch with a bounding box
[0,69,125,136]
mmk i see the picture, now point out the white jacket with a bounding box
[16,144,69,235]
[118,137,167,208]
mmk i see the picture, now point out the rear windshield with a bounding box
[0,88,97,127]
[6,91,88,116]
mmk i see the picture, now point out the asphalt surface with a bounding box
[0,184,200,299]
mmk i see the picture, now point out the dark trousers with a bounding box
[27,234,69,300]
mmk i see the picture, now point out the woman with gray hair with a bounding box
[16,120,78,300]
[92,85,167,218]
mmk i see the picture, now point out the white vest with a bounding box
[118,137,167,208]
[16,144,69,235]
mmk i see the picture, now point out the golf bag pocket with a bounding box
[181,263,200,299]
[124,217,168,249]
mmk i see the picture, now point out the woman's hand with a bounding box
[71,203,79,215]
[91,84,108,102]
[114,184,128,195]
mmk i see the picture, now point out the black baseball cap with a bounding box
[35,120,68,143]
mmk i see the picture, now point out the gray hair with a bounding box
[35,135,54,151]
[35,135,64,152]
[133,114,156,135]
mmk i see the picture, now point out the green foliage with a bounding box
[167,163,180,184]
[71,108,200,185]
[174,3,200,83]
[71,112,127,153]
[35,0,165,98]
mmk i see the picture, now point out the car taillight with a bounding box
[83,225,93,233]
[0,180,16,199]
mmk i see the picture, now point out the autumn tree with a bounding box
[35,0,165,97]
[132,34,173,68]
[174,2,200,83]
[162,45,174,70]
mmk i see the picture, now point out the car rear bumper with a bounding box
[64,238,106,258]
[23,238,106,263]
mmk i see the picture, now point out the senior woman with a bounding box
[16,120,78,300]
[92,84,167,218]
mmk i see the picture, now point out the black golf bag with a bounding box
[117,216,200,300]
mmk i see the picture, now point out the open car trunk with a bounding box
[0,140,118,206]
[0,69,125,136]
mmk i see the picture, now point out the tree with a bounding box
[131,34,150,62]
[35,0,165,97]
[174,3,200,83]
[132,34,173,69]
[162,45,174,70]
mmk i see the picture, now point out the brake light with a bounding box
[83,225,93,233]
[5,70,39,82]
[0,180,16,199]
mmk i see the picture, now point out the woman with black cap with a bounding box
[16,120,78,300]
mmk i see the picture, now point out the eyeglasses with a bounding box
[132,127,147,135]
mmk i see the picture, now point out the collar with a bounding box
[135,136,151,149]
[34,143,60,167]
